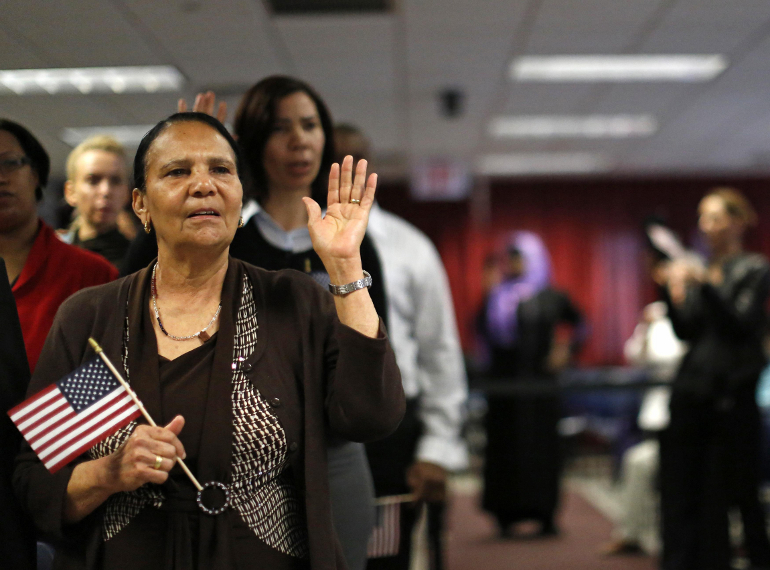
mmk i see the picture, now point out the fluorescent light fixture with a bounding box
[489,115,658,139]
[511,55,728,82]
[477,153,609,176]
[61,126,155,147]
[0,66,184,95]
[61,122,235,147]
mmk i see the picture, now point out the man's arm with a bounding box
[409,239,468,500]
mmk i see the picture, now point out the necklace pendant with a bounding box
[199,330,210,342]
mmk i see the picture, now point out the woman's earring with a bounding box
[144,220,152,234]
[238,216,244,228]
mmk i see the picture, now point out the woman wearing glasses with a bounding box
[0,119,117,372]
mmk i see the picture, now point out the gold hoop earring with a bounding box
[238,216,244,228]
[144,220,152,234]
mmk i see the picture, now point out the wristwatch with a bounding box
[328,270,372,296]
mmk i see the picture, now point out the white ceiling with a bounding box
[3,0,770,180]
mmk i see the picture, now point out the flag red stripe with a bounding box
[8,384,58,419]
[30,389,127,451]
[23,400,75,441]
[37,395,137,459]
[15,393,68,432]
[46,407,141,473]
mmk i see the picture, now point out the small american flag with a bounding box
[367,498,403,558]
[8,357,141,473]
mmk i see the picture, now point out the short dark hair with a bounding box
[0,119,50,201]
[133,112,244,193]
[234,75,334,208]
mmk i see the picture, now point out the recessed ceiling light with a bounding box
[60,126,156,147]
[489,115,658,138]
[0,66,184,95]
[477,153,609,176]
[511,55,728,82]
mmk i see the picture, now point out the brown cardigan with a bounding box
[13,259,405,570]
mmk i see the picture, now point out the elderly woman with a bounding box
[124,78,388,570]
[13,112,405,570]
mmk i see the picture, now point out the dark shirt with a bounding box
[666,253,770,400]
[72,228,130,273]
[482,288,584,379]
[13,259,404,570]
[0,258,36,570]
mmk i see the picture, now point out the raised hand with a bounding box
[303,155,377,281]
[178,91,228,124]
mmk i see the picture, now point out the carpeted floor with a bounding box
[445,488,659,570]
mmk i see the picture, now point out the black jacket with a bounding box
[666,253,770,401]
[0,258,36,569]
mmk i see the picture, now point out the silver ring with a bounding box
[350,199,361,204]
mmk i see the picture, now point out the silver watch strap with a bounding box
[328,270,372,296]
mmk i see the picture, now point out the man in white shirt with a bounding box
[335,125,468,569]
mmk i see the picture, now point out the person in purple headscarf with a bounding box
[478,231,585,537]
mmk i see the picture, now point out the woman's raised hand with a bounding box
[106,415,186,493]
[303,156,377,280]
[178,91,228,124]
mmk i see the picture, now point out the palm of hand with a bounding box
[303,156,377,265]
[308,202,368,260]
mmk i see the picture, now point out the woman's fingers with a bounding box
[360,173,378,210]
[303,197,323,228]
[145,452,173,473]
[349,159,368,204]
[339,156,354,204]
[142,439,180,462]
[178,93,224,120]
[165,415,185,436]
[131,420,186,460]
[327,162,340,206]
[216,100,228,124]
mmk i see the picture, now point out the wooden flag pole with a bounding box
[373,493,416,506]
[88,337,203,492]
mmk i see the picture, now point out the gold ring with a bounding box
[153,455,163,470]
[350,199,361,205]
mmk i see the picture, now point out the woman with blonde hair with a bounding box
[661,187,770,570]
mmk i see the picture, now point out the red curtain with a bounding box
[378,177,770,366]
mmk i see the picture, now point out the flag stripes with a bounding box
[8,358,141,473]
[367,501,401,558]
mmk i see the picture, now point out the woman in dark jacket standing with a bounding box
[14,112,403,570]
[661,188,770,570]
[122,80,388,570]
